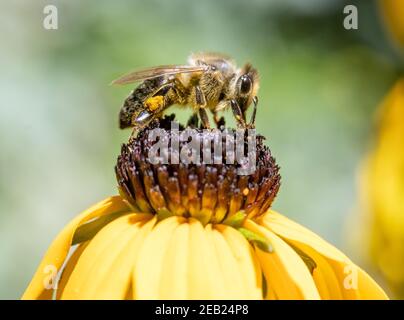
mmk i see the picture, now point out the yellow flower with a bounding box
[22,118,387,300]
[379,0,404,49]
[358,79,404,298]
[21,197,387,300]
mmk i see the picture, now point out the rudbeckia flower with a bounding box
[357,79,404,298]
[22,117,387,300]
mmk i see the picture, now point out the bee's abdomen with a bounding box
[119,77,165,129]
[119,99,141,129]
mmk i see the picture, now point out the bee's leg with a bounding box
[144,95,165,113]
[198,108,211,129]
[195,85,207,107]
[150,82,174,98]
[230,99,247,128]
[140,84,176,128]
[212,111,225,129]
[248,96,258,128]
[187,112,199,128]
[129,128,137,140]
[194,85,210,129]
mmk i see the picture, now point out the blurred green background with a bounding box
[0,0,400,299]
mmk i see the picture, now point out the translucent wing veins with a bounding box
[111,65,207,85]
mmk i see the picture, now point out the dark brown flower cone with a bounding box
[115,115,280,224]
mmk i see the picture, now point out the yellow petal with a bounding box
[22,196,130,300]
[259,211,388,299]
[144,218,257,299]
[260,211,349,262]
[61,215,132,299]
[205,225,249,299]
[89,215,155,299]
[266,285,278,300]
[92,216,156,299]
[157,222,189,299]
[215,224,263,299]
[186,219,228,299]
[244,219,320,300]
[61,213,152,299]
[134,216,185,299]
[308,250,343,299]
[56,242,89,300]
[357,268,389,300]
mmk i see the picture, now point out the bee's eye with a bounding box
[240,75,252,94]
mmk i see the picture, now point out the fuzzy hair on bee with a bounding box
[112,52,260,130]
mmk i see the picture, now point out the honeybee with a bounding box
[112,52,259,130]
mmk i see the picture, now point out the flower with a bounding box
[22,117,387,300]
[357,79,404,298]
[379,0,404,49]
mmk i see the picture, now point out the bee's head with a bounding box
[235,64,259,112]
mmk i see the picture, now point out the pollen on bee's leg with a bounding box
[144,96,164,112]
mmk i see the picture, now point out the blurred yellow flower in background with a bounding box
[379,0,404,49]
[358,79,404,298]
[22,120,387,300]
[351,0,404,299]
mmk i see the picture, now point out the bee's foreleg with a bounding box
[230,99,247,128]
[248,96,258,128]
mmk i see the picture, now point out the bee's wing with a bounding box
[189,52,233,63]
[111,65,207,85]
[188,52,236,72]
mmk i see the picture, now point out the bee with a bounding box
[112,52,259,130]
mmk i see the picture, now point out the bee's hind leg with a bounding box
[129,127,138,141]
